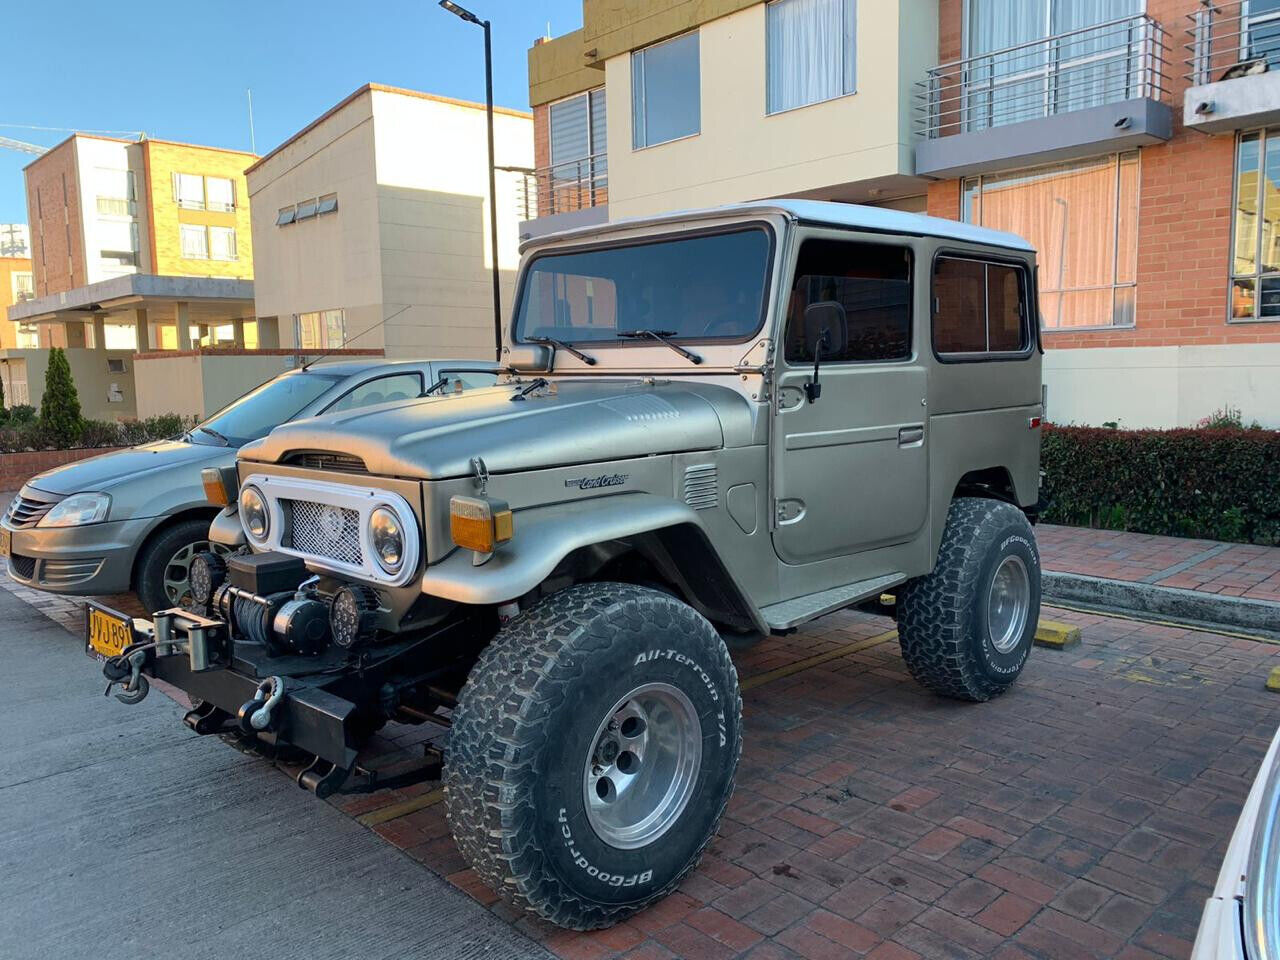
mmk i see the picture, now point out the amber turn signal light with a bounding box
[450,495,514,553]
[201,466,237,507]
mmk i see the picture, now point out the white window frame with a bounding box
[180,223,209,260]
[11,271,34,302]
[631,31,701,150]
[174,172,206,210]
[205,176,236,212]
[209,225,238,261]
[765,0,858,115]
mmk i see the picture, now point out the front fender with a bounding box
[209,505,246,548]
[420,493,765,632]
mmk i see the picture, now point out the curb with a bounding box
[1044,572,1280,642]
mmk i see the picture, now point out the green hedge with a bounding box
[1041,424,1280,545]
[0,414,196,454]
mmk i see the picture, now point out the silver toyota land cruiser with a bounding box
[91,199,1044,930]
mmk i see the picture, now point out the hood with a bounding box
[242,380,737,480]
[28,439,231,496]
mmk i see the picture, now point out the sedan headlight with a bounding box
[240,485,269,540]
[369,506,404,573]
[39,492,111,527]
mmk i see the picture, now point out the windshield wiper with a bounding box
[526,335,597,366]
[617,329,702,365]
[423,375,451,396]
[193,425,230,446]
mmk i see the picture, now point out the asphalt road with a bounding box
[0,586,549,960]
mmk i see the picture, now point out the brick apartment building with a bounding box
[526,0,1280,428]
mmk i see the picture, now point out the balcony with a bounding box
[1184,1,1280,133]
[517,154,609,239]
[916,14,1172,179]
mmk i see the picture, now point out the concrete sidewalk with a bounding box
[1037,524,1280,602]
[0,585,550,960]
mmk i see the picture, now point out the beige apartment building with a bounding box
[527,0,1280,428]
[248,84,534,360]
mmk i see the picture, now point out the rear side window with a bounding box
[932,256,1029,356]
[326,372,423,413]
[784,240,912,364]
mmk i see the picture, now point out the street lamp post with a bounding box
[439,0,503,360]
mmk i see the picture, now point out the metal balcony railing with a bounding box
[530,154,609,219]
[1186,1,1280,85]
[917,14,1170,140]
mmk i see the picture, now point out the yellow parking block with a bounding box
[1035,620,1082,650]
[1267,667,1280,693]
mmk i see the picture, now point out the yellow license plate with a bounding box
[86,606,132,660]
[0,527,9,558]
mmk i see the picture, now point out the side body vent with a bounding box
[684,463,718,510]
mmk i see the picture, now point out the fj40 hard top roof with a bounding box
[520,198,1035,256]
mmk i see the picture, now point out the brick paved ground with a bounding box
[5,541,1279,959]
[1037,523,1280,602]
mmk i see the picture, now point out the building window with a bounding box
[632,32,700,149]
[180,224,209,259]
[295,198,319,221]
[1232,128,1280,321]
[94,167,136,217]
[297,309,346,349]
[99,220,139,268]
[16,322,39,349]
[276,206,296,226]
[206,177,235,212]
[963,0,1144,130]
[11,271,34,303]
[317,193,339,215]
[174,173,206,210]
[963,152,1138,330]
[767,0,857,114]
[210,226,238,261]
[933,256,1030,355]
[551,88,608,181]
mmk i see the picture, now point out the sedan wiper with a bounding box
[193,425,230,446]
[423,375,451,396]
[617,329,702,365]
[526,335,597,366]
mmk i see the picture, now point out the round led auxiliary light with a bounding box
[329,584,380,649]
[189,552,227,607]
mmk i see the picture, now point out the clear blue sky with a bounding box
[0,0,583,224]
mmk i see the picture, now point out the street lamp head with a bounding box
[439,0,482,25]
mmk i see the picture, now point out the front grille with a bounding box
[285,498,363,566]
[283,451,368,473]
[5,490,63,529]
[7,554,36,579]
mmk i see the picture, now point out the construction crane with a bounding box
[0,136,47,156]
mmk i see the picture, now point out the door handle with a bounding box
[898,425,924,447]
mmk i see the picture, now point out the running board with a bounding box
[761,573,906,631]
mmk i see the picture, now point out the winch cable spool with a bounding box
[232,592,294,648]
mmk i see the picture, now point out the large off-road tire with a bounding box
[134,517,228,613]
[445,582,742,930]
[898,497,1040,702]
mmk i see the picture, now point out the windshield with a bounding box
[189,372,341,446]
[513,227,772,344]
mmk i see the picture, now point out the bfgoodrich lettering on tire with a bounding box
[898,497,1041,702]
[444,582,742,929]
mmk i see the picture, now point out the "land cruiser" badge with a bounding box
[564,474,629,490]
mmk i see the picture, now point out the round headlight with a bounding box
[369,506,404,573]
[240,485,269,540]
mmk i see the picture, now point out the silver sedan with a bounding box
[1,358,499,610]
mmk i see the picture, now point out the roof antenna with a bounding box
[246,88,257,154]
[300,303,413,370]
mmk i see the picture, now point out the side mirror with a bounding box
[502,343,553,372]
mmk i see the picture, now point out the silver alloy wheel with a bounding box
[987,554,1031,654]
[163,540,231,607]
[584,682,702,850]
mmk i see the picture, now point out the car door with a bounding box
[771,231,929,566]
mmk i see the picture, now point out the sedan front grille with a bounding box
[5,490,63,529]
[7,554,36,580]
[285,498,363,566]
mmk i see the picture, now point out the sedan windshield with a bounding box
[513,227,772,345]
[188,372,342,446]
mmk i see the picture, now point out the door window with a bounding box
[783,239,912,364]
[933,256,1030,356]
[326,373,424,413]
[436,369,499,390]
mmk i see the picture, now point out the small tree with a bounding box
[39,347,82,447]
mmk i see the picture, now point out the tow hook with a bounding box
[238,676,286,733]
[103,649,150,705]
